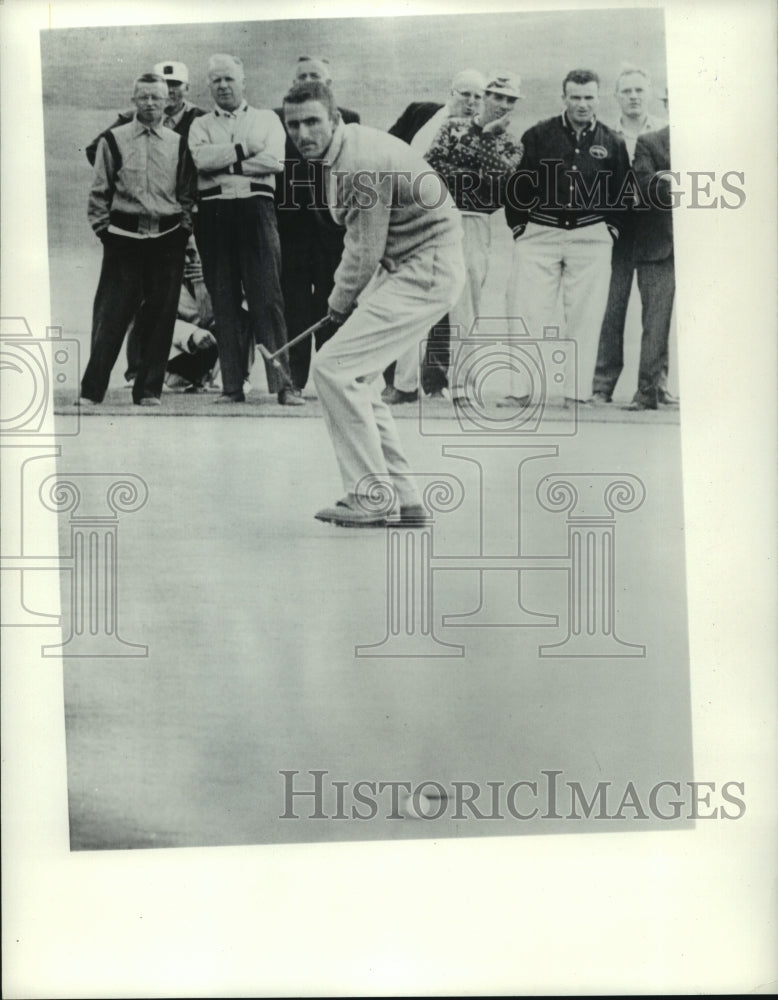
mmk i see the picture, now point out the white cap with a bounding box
[485,71,522,99]
[153,61,189,84]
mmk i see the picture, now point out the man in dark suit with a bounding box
[384,69,486,400]
[624,89,676,411]
[85,60,206,385]
[590,68,667,405]
[274,57,360,393]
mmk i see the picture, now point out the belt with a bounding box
[109,211,182,234]
[198,182,274,200]
[529,210,605,230]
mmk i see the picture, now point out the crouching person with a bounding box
[282,81,465,526]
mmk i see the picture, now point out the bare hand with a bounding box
[482,113,512,136]
[191,328,217,350]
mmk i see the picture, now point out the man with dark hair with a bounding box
[274,57,360,395]
[384,69,486,401]
[504,68,630,405]
[189,54,299,404]
[79,74,195,406]
[282,81,465,527]
[591,67,669,404]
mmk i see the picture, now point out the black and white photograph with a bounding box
[2,0,776,995]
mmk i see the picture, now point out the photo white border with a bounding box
[2,0,776,995]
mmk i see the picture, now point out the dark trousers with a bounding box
[195,197,289,396]
[633,254,675,405]
[591,234,634,399]
[81,229,186,403]
[123,319,142,382]
[166,343,219,385]
[280,221,342,390]
[383,316,452,394]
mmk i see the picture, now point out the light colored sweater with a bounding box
[320,122,462,314]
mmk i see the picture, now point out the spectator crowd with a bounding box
[77,52,677,522]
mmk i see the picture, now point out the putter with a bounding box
[256,315,332,392]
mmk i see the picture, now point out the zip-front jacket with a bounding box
[87,117,196,237]
[505,112,630,237]
[85,103,206,166]
[188,101,286,201]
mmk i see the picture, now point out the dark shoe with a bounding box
[623,397,658,411]
[278,387,306,406]
[214,391,245,404]
[495,394,530,409]
[75,396,99,406]
[315,495,387,528]
[426,388,450,400]
[590,392,611,405]
[657,389,680,405]
[383,387,419,405]
[387,503,432,527]
[184,384,205,394]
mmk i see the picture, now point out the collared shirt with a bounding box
[505,112,630,234]
[163,100,194,131]
[611,113,668,161]
[88,116,195,238]
[425,115,524,214]
[188,100,286,200]
[318,121,461,315]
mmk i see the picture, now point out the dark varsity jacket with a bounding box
[505,113,631,237]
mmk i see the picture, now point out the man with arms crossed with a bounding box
[282,81,465,527]
[189,54,299,404]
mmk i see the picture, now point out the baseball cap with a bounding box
[485,72,522,99]
[153,61,189,84]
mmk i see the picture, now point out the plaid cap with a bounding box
[153,61,189,84]
[485,72,522,99]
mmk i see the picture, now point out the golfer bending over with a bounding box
[282,80,464,527]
